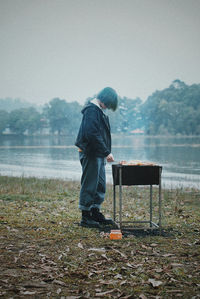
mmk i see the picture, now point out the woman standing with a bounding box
[75,87,118,228]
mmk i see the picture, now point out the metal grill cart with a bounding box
[112,164,162,230]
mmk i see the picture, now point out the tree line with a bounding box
[0,79,200,136]
[0,97,142,136]
[0,99,83,136]
[142,79,200,135]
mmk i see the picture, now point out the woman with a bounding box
[75,87,118,228]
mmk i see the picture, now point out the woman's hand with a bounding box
[106,153,114,162]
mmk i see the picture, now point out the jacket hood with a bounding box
[81,102,102,114]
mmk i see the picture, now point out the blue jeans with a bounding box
[79,152,106,211]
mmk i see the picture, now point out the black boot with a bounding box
[80,210,100,228]
[91,208,115,226]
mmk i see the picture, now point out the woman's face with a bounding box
[99,102,107,110]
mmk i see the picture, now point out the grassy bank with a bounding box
[0,176,200,298]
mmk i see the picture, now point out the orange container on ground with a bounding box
[110,230,122,240]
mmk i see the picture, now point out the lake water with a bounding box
[0,135,200,189]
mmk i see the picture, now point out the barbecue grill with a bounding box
[112,164,162,230]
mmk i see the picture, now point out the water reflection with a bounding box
[0,135,76,147]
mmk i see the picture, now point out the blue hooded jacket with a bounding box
[75,102,111,157]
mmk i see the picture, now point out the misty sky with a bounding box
[1,0,200,105]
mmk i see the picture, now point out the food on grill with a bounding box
[119,160,156,166]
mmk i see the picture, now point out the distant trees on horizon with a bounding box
[0,79,200,136]
[142,79,200,135]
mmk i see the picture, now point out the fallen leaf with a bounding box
[0,279,9,284]
[101,254,110,261]
[77,242,84,249]
[57,288,62,294]
[126,262,134,268]
[120,295,135,299]
[120,280,127,286]
[36,227,46,231]
[21,280,48,288]
[88,272,94,278]
[134,263,144,268]
[88,247,106,253]
[113,249,127,259]
[114,274,123,280]
[150,243,158,247]
[171,263,183,267]
[65,296,81,299]
[99,279,115,285]
[166,290,183,293]
[95,289,115,297]
[20,291,37,295]
[14,257,18,263]
[100,232,110,239]
[148,278,163,287]
[53,280,66,286]
[3,269,20,277]
[155,268,163,273]
[141,245,149,249]
[162,253,175,257]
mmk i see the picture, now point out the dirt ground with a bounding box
[0,176,200,298]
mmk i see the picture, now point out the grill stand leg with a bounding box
[159,167,162,234]
[113,184,116,222]
[119,166,122,229]
[150,185,153,227]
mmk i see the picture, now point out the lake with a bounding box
[0,135,200,189]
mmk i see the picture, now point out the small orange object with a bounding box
[110,230,122,240]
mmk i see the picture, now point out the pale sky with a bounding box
[1,0,200,105]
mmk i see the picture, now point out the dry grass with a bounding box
[0,176,200,298]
